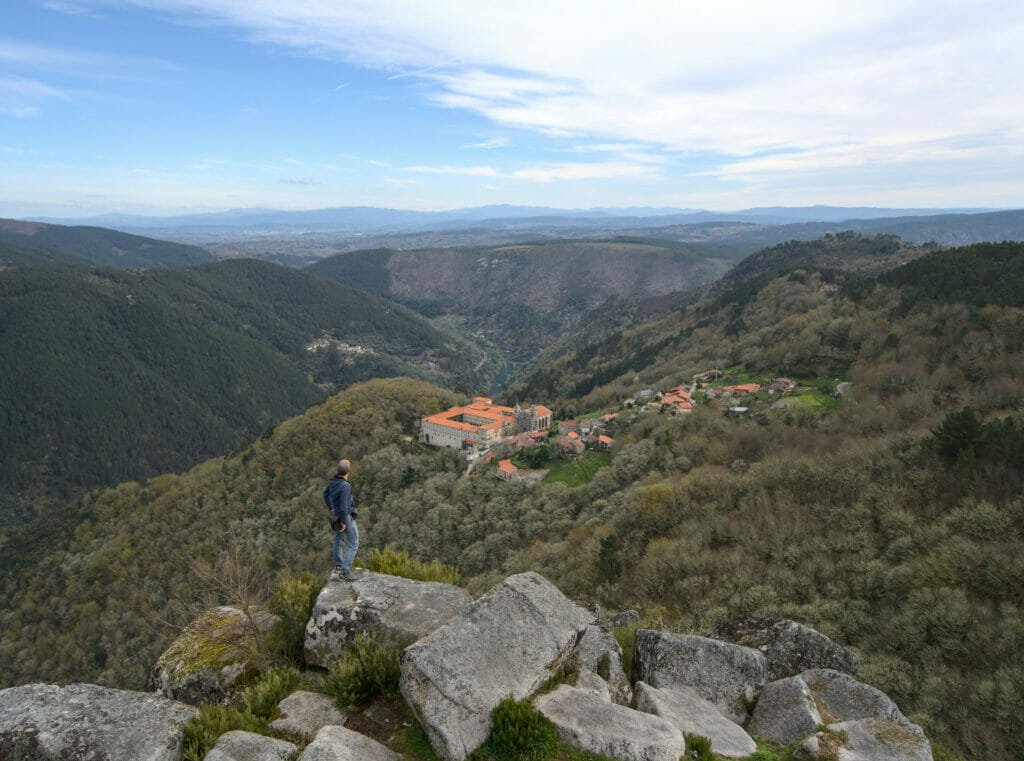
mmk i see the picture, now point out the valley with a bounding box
[1,217,1023,761]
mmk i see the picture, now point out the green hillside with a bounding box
[308,238,733,362]
[717,231,935,287]
[0,258,483,519]
[0,240,89,268]
[0,218,213,269]
[1,240,1023,759]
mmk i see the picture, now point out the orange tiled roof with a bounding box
[598,435,614,445]
[498,459,517,473]
[423,401,517,432]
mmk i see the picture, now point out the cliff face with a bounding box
[0,571,933,761]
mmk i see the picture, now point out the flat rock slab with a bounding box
[205,730,298,761]
[304,570,471,668]
[150,605,279,705]
[800,669,906,725]
[709,618,861,680]
[748,675,823,745]
[797,719,933,761]
[0,682,197,761]
[298,725,402,761]
[535,685,684,761]
[633,682,755,758]
[268,690,347,742]
[400,572,593,761]
[633,629,766,724]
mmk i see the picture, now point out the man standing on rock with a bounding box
[324,458,359,581]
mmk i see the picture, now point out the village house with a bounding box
[496,458,548,484]
[708,383,761,398]
[552,433,585,455]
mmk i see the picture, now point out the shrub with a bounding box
[182,704,268,761]
[268,571,323,665]
[238,665,300,718]
[180,666,300,760]
[470,696,558,761]
[367,546,459,585]
[323,633,404,708]
[685,733,717,761]
[610,621,640,679]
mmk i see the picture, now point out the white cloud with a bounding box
[462,137,510,149]
[404,164,500,177]
[0,75,69,99]
[400,160,658,183]
[28,1,1024,204]
[511,161,658,183]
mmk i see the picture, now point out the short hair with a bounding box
[336,459,351,475]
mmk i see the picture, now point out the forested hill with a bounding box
[0,258,483,521]
[0,218,213,269]
[0,240,90,268]
[307,238,735,362]
[716,231,935,288]
[2,240,1023,759]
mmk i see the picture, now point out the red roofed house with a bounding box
[597,434,614,449]
[708,383,761,398]
[497,459,518,479]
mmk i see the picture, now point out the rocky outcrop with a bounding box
[605,609,641,628]
[298,725,401,761]
[205,730,298,761]
[304,570,470,668]
[149,605,279,705]
[708,618,861,680]
[748,674,823,745]
[0,682,196,761]
[799,668,908,725]
[783,669,933,761]
[565,623,632,705]
[2,571,933,761]
[633,681,756,758]
[268,690,347,742]
[400,571,593,761]
[796,719,933,761]
[535,684,684,761]
[632,629,766,724]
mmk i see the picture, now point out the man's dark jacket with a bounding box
[323,476,354,525]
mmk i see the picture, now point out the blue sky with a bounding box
[2,0,1023,217]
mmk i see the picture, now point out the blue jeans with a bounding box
[332,519,358,573]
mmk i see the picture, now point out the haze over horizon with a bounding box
[3,0,1023,218]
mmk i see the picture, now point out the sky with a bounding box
[2,0,1023,217]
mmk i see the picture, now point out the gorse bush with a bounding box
[180,665,298,761]
[685,733,717,761]
[268,571,323,665]
[469,696,558,761]
[323,633,404,708]
[237,665,300,718]
[182,704,268,761]
[367,546,460,585]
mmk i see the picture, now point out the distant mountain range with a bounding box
[29,204,1004,236]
